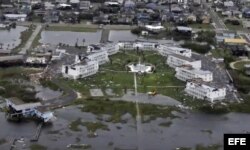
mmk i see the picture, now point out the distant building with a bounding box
[79,1,91,11]
[118,41,158,50]
[166,54,201,69]
[4,14,27,22]
[145,25,165,33]
[62,59,99,79]
[176,26,192,34]
[216,31,236,43]
[185,79,226,102]
[175,66,213,82]
[224,38,247,45]
[158,45,192,57]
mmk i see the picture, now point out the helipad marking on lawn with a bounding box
[90,89,104,97]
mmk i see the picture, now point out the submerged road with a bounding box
[19,25,42,54]
[134,73,144,150]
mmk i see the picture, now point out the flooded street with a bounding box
[0,26,27,50]
[109,30,138,42]
[1,105,250,150]
[40,30,102,46]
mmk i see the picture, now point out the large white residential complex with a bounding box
[158,45,192,57]
[59,40,227,102]
[185,80,226,102]
[62,59,99,79]
[175,66,213,82]
[166,54,201,69]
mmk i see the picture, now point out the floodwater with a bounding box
[111,91,181,106]
[1,105,250,150]
[35,85,62,101]
[40,30,102,46]
[0,26,27,50]
[109,30,138,42]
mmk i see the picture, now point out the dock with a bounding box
[100,29,110,43]
[30,123,43,142]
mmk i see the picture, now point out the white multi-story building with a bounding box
[86,51,109,65]
[62,60,99,79]
[134,41,158,50]
[158,45,192,57]
[166,54,201,69]
[175,66,213,82]
[87,43,119,56]
[118,41,158,50]
[118,41,134,50]
[185,80,226,102]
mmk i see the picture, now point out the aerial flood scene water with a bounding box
[1,1,250,150]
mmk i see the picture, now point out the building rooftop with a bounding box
[180,65,212,75]
[0,55,24,62]
[224,38,247,44]
[7,97,42,111]
[168,53,196,62]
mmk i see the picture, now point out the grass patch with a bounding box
[45,26,97,32]
[0,138,6,145]
[159,121,172,127]
[82,122,109,132]
[195,144,221,150]
[225,22,244,31]
[233,61,250,70]
[189,23,214,30]
[0,67,40,79]
[69,118,108,132]
[30,144,47,150]
[69,118,83,131]
[201,129,213,134]
[181,42,211,54]
[0,67,42,103]
[75,99,178,123]
[210,49,231,58]
[31,28,42,48]
[12,25,35,53]
[39,79,61,91]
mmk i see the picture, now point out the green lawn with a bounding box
[225,22,244,31]
[0,67,42,102]
[210,49,231,58]
[31,28,42,49]
[45,26,97,32]
[12,25,35,53]
[233,61,250,70]
[74,99,178,123]
[188,23,214,30]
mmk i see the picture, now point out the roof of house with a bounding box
[224,38,247,44]
[168,53,196,62]
[7,97,42,111]
[179,66,212,75]
[0,55,24,62]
